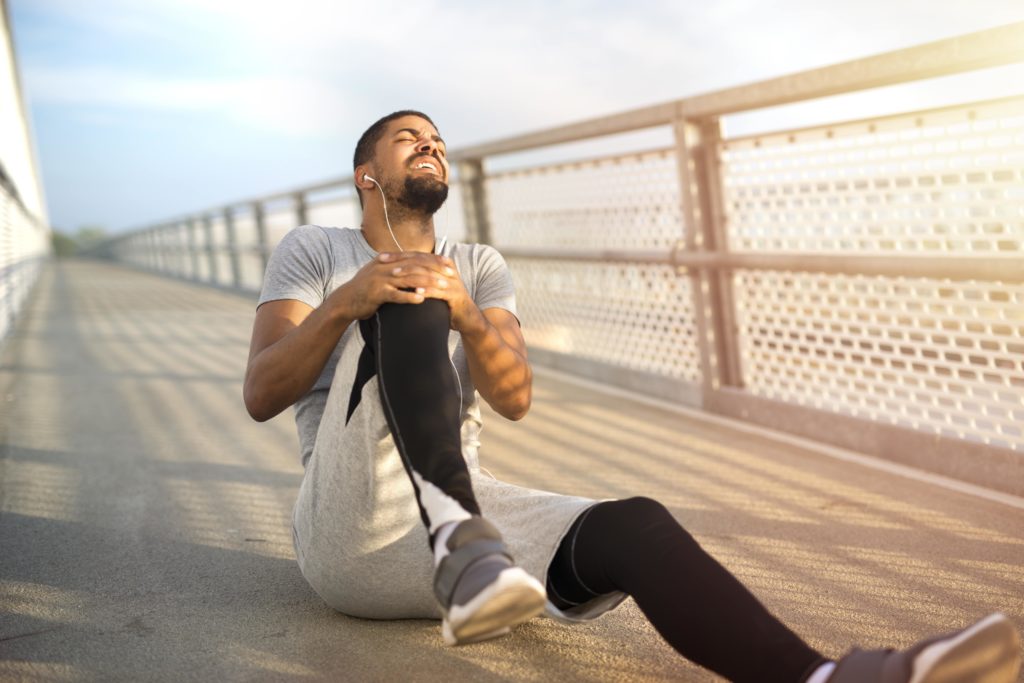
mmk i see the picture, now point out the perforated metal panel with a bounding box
[486,148,683,249]
[509,258,702,382]
[437,183,469,243]
[306,197,361,233]
[230,213,265,291]
[721,97,1024,255]
[209,216,231,287]
[734,270,1024,450]
[264,205,297,248]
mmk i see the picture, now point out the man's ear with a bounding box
[354,166,375,190]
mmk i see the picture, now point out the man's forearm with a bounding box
[460,313,532,421]
[244,293,355,421]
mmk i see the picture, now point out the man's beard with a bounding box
[396,175,448,215]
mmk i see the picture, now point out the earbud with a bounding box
[362,173,377,186]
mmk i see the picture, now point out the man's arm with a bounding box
[244,297,349,422]
[244,252,452,422]
[422,253,532,421]
[458,307,533,421]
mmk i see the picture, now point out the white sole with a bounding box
[910,613,1021,683]
[442,567,546,646]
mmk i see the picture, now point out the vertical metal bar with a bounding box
[253,202,269,276]
[294,192,308,226]
[457,159,491,244]
[186,218,200,280]
[154,226,164,273]
[151,227,163,273]
[172,223,183,275]
[224,207,242,289]
[673,115,744,395]
[673,117,718,399]
[696,118,743,389]
[203,213,218,284]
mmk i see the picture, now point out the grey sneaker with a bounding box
[433,517,546,646]
[828,613,1021,683]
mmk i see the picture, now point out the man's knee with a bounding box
[377,299,450,337]
[590,496,694,552]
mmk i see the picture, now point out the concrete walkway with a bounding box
[1,260,1022,682]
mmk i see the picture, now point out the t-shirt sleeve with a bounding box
[257,225,332,309]
[472,244,518,319]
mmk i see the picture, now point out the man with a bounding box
[245,110,1021,682]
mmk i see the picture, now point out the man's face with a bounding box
[373,115,450,215]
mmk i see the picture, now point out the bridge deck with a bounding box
[2,261,1022,682]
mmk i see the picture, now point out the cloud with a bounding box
[23,65,363,137]
[20,0,1024,143]
[15,0,1024,232]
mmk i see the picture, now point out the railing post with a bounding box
[202,213,218,285]
[171,223,183,275]
[224,207,242,289]
[155,226,165,273]
[186,217,200,280]
[153,226,165,273]
[294,192,308,226]
[253,202,269,276]
[673,115,743,396]
[458,159,491,245]
[697,118,743,390]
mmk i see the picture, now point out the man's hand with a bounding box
[344,251,530,420]
[349,252,485,334]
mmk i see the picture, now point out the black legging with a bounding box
[353,300,825,681]
[350,298,480,545]
[547,497,827,683]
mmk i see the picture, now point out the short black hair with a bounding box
[352,110,437,208]
[354,108,435,169]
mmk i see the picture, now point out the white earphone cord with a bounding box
[364,175,404,252]
[363,173,462,413]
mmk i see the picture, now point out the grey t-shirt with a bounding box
[257,225,518,466]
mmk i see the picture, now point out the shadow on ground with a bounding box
[1,261,1021,681]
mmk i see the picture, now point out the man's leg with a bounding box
[358,299,545,644]
[358,298,477,542]
[547,497,1021,683]
[548,497,824,682]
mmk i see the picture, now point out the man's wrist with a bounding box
[324,283,358,326]
[457,306,490,340]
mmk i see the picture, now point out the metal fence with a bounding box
[0,181,48,344]
[99,23,1024,495]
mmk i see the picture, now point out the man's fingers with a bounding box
[384,284,454,305]
[387,271,447,290]
[379,251,455,275]
[386,287,426,304]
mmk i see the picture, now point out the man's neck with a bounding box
[361,210,436,254]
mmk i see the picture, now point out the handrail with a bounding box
[496,248,1024,283]
[103,21,1024,234]
[452,21,1024,160]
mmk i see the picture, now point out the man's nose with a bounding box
[417,138,437,154]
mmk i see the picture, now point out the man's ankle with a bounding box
[433,521,459,565]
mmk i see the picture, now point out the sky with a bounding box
[8,0,1024,233]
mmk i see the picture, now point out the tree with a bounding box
[51,230,77,258]
[75,225,107,249]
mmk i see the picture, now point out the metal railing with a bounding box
[0,181,48,345]
[97,23,1024,495]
